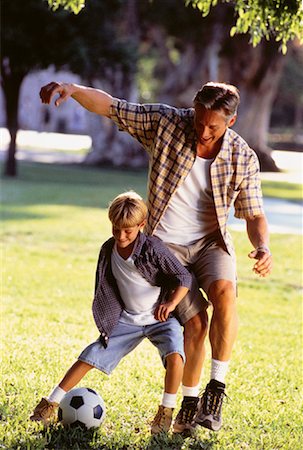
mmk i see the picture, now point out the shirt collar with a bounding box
[216,128,232,161]
[131,232,146,259]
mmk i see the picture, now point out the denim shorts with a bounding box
[78,317,185,375]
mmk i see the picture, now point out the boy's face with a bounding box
[112,221,145,250]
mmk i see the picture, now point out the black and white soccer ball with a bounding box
[58,387,106,429]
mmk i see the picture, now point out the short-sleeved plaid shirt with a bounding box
[110,99,264,254]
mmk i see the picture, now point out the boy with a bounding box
[30,191,194,434]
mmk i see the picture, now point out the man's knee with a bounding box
[208,280,236,312]
[184,310,208,341]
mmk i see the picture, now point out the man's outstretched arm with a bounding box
[40,82,113,117]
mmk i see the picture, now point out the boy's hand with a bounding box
[154,286,189,321]
[154,301,177,322]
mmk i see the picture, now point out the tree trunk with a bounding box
[1,60,24,177]
[220,37,287,171]
[83,0,145,168]
[145,7,287,172]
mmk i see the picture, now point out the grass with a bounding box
[1,161,302,449]
[261,180,302,202]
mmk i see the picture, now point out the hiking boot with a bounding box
[195,379,226,431]
[173,396,200,435]
[30,397,58,425]
[150,405,173,434]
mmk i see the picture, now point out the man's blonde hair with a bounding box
[108,191,147,228]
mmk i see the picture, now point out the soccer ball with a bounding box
[58,387,106,429]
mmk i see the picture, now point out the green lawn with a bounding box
[1,162,302,449]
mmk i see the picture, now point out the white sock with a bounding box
[211,359,229,384]
[47,385,66,404]
[182,384,200,398]
[162,392,177,408]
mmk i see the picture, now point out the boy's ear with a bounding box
[139,219,146,229]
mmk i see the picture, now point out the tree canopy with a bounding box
[48,0,303,53]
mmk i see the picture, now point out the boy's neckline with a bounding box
[115,237,138,260]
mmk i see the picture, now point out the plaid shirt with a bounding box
[110,99,264,253]
[92,232,192,348]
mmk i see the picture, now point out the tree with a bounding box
[1,0,134,176]
[1,0,71,176]
[46,0,302,171]
[139,1,292,169]
[50,0,303,51]
[188,0,303,53]
[270,46,303,142]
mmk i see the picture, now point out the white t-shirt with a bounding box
[155,157,218,245]
[111,244,160,325]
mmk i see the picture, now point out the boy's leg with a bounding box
[30,360,94,424]
[151,353,183,435]
[164,353,183,394]
[59,360,93,392]
[31,321,145,425]
[147,318,185,434]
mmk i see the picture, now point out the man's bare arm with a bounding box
[246,214,273,277]
[39,82,113,117]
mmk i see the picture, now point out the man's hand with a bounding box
[248,247,273,277]
[39,82,113,116]
[40,82,74,107]
[154,300,177,322]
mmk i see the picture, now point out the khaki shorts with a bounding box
[170,230,237,324]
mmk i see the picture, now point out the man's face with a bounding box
[194,104,236,151]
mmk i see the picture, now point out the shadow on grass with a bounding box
[1,161,148,212]
[146,430,218,450]
[16,423,218,450]
[42,424,99,450]
[1,209,47,221]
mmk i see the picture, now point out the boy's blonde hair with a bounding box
[108,191,147,228]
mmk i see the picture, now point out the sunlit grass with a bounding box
[0,128,92,154]
[261,179,302,202]
[1,161,302,449]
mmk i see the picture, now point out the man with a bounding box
[40,81,273,433]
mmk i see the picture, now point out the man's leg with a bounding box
[208,280,238,362]
[196,279,238,431]
[183,309,208,386]
[173,308,208,435]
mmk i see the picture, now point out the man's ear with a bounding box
[228,114,237,128]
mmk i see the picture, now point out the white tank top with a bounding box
[155,157,218,245]
[111,244,160,325]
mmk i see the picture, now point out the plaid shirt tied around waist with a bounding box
[92,232,192,347]
[110,99,264,254]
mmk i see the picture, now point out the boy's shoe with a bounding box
[173,396,200,435]
[30,397,58,425]
[150,405,173,434]
[195,379,226,431]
